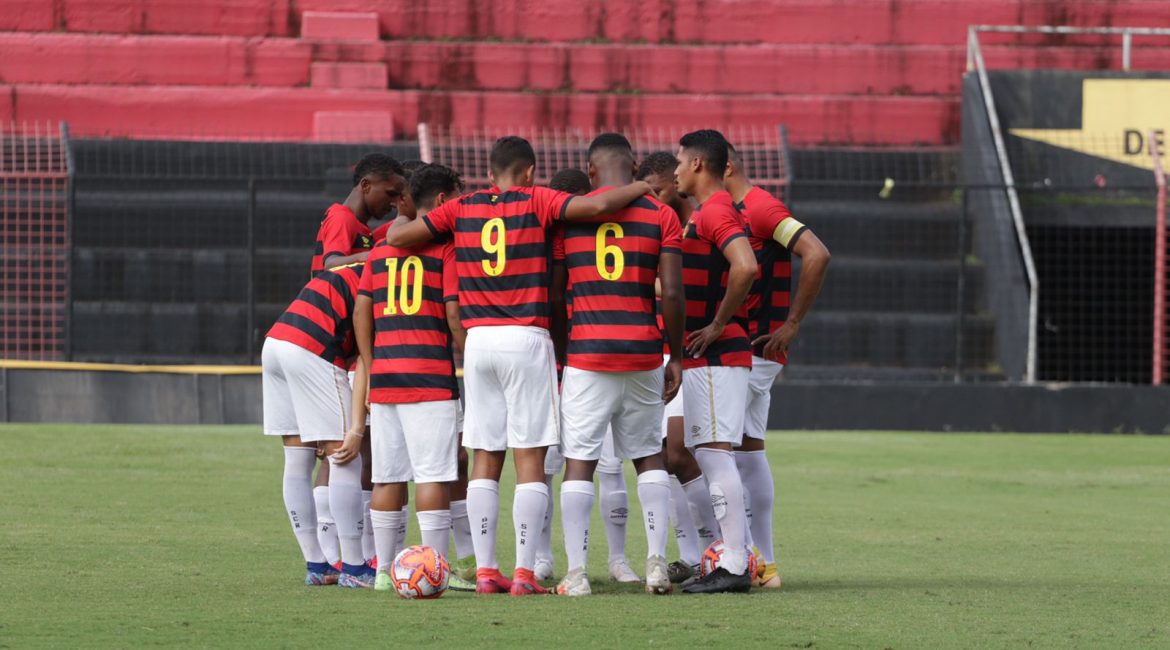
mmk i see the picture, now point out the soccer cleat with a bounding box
[338,564,376,589]
[475,568,513,594]
[644,556,673,595]
[447,573,477,592]
[510,568,549,596]
[608,558,642,584]
[752,546,766,579]
[373,570,392,592]
[534,556,555,581]
[756,562,782,589]
[555,568,592,597]
[305,561,339,586]
[452,556,478,583]
[681,567,752,594]
[667,560,695,584]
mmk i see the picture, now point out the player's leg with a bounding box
[448,423,478,590]
[461,327,511,594]
[369,402,411,591]
[660,378,702,584]
[401,399,459,564]
[556,366,618,596]
[503,326,561,596]
[614,368,672,595]
[535,441,564,581]
[681,365,753,594]
[360,432,375,566]
[667,422,720,550]
[597,427,639,584]
[738,357,783,588]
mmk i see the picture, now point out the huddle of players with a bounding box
[262,129,830,595]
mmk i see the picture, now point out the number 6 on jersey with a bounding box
[383,256,424,316]
[596,222,624,281]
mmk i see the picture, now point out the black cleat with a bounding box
[681,567,752,594]
[667,560,695,584]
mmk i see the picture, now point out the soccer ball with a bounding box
[390,545,450,599]
[700,539,757,578]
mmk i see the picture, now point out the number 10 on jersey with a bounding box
[383,256,424,316]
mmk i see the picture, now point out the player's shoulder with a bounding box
[743,186,789,212]
[322,203,354,223]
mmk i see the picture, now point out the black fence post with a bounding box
[62,122,76,362]
[246,178,257,365]
[954,187,969,383]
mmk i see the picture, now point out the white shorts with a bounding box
[262,337,351,442]
[682,365,750,448]
[597,427,623,474]
[561,366,664,464]
[544,443,565,475]
[745,357,784,440]
[370,400,460,484]
[462,326,560,451]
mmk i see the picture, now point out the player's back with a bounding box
[360,238,459,404]
[420,185,572,330]
[268,262,364,368]
[561,190,682,372]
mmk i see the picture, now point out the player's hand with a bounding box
[331,430,363,465]
[685,321,725,359]
[663,357,682,404]
[752,320,799,360]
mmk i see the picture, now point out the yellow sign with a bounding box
[1010,79,1169,171]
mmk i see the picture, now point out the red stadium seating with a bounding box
[1,0,1164,144]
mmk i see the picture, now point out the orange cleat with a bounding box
[510,568,549,596]
[475,567,513,594]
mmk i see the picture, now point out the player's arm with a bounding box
[561,181,653,221]
[332,294,374,465]
[446,300,467,353]
[658,251,685,403]
[384,217,435,248]
[323,251,369,268]
[686,237,757,358]
[754,229,831,358]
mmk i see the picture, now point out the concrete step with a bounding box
[794,200,965,261]
[791,310,997,369]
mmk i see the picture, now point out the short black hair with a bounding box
[352,153,405,186]
[489,135,537,176]
[409,163,465,208]
[549,168,592,195]
[587,132,633,158]
[637,151,678,181]
[401,159,426,180]
[678,129,729,178]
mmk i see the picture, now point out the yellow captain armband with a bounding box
[773,218,807,249]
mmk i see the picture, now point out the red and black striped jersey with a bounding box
[311,204,374,277]
[370,220,391,244]
[681,191,753,369]
[737,186,807,364]
[560,189,683,372]
[359,236,459,404]
[420,186,573,330]
[267,262,364,369]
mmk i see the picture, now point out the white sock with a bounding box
[598,470,629,564]
[327,456,365,568]
[417,509,452,559]
[535,474,555,565]
[736,450,775,564]
[449,499,475,561]
[693,448,748,575]
[669,475,702,566]
[393,505,409,558]
[636,470,671,560]
[370,509,399,572]
[361,490,375,563]
[683,474,721,548]
[512,481,549,572]
[282,447,325,563]
[560,480,594,572]
[313,485,340,565]
[467,479,500,570]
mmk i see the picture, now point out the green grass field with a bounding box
[1,425,1168,648]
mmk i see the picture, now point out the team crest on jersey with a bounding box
[358,235,373,248]
[490,194,498,203]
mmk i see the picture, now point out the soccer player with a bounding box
[673,130,758,594]
[637,151,720,584]
[554,134,685,597]
[311,153,405,276]
[371,159,426,243]
[341,163,467,592]
[385,135,652,596]
[262,261,366,587]
[533,167,593,582]
[724,144,830,589]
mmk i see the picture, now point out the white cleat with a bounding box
[608,558,642,584]
[556,568,592,596]
[534,557,555,581]
[644,555,673,595]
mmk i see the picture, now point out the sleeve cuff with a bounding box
[421,214,440,237]
[358,288,373,298]
[717,232,745,251]
[661,246,681,256]
[558,196,574,221]
[785,226,808,250]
